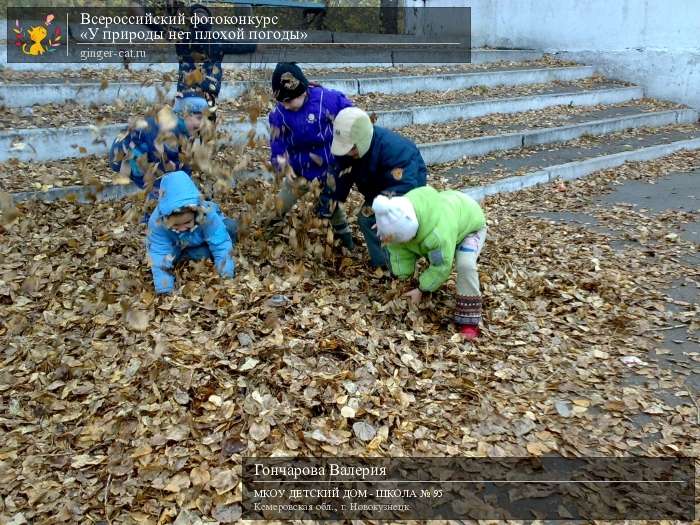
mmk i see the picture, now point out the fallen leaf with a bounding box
[190,465,211,487]
[125,308,150,332]
[249,421,271,442]
[212,504,242,523]
[352,421,376,442]
[165,472,191,493]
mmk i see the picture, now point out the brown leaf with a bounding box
[248,421,271,442]
[212,504,242,523]
[185,68,204,87]
[190,465,211,487]
[164,472,191,493]
[0,192,20,226]
[210,469,237,495]
[124,308,150,332]
[157,105,178,132]
[352,421,376,442]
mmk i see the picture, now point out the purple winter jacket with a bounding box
[268,85,353,182]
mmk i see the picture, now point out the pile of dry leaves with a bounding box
[2,147,699,523]
[1,64,698,525]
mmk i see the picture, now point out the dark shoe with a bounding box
[333,223,354,250]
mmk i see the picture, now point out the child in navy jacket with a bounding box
[109,94,208,200]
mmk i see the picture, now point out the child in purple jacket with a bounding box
[267,62,355,249]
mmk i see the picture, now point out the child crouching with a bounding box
[147,170,237,294]
[372,186,487,340]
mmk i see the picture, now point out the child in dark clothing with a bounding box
[109,93,208,222]
[321,107,428,268]
[174,4,257,122]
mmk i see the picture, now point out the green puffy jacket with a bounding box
[386,186,486,292]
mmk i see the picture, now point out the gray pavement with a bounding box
[530,172,699,415]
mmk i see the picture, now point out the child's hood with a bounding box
[404,186,442,243]
[157,171,202,216]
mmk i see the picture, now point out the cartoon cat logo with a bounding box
[14,14,62,57]
[25,25,48,55]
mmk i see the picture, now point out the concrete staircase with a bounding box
[2,50,699,203]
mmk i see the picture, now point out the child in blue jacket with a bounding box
[267,62,355,249]
[109,94,208,201]
[147,170,238,295]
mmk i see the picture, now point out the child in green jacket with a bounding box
[372,186,487,340]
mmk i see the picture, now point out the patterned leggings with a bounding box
[454,226,487,326]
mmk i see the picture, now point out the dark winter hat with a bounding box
[189,4,212,32]
[271,62,309,102]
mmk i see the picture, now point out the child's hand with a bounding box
[277,155,297,184]
[404,288,422,305]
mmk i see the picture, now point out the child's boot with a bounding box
[333,222,354,250]
[459,324,480,341]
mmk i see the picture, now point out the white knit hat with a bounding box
[372,195,419,244]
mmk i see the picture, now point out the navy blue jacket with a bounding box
[109,116,191,191]
[176,39,257,98]
[328,126,428,205]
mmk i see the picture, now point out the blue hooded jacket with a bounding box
[269,85,353,182]
[147,171,235,294]
[109,116,191,192]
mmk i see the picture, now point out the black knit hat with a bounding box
[189,4,212,32]
[271,62,309,102]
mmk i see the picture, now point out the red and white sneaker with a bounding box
[459,325,480,341]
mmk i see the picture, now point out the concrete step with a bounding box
[11,120,694,196]
[415,105,698,165]
[401,99,685,142]
[12,128,700,205]
[3,76,630,130]
[463,135,700,202]
[431,123,700,188]
[357,77,631,111]
[1,86,647,162]
[0,56,573,85]
[0,65,595,108]
[0,46,543,72]
[2,105,695,166]
[375,86,643,128]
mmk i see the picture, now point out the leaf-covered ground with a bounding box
[1,144,698,523]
